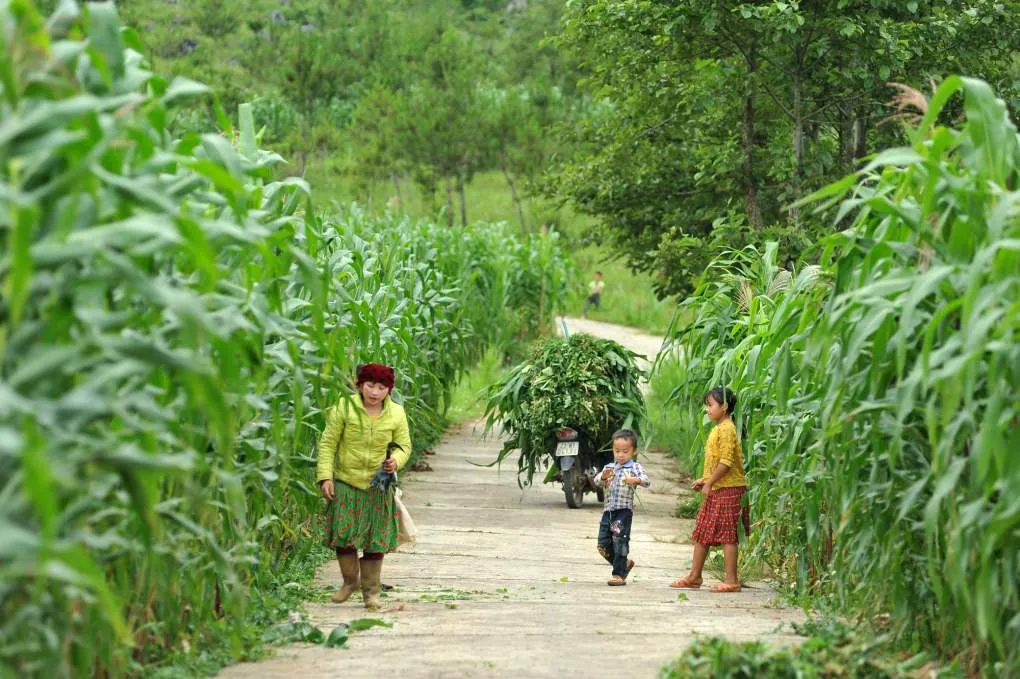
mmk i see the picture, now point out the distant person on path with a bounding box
[316,363,411,610]
[592,430,651,586]
[670,386,749,593]
[582,271,604,318]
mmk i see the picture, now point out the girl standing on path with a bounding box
[670,386,750,593]
[316,363,412,610]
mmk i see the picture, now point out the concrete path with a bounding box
[218,318,802,679]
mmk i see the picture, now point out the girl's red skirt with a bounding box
[692,486,750,546]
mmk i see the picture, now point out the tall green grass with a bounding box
[306,148,675,336]
[0,3,567,676]
[660,77,1019,674]
[646,348,690,460]
[310,173,676,336]
[445,347,509,425]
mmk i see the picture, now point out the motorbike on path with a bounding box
[550,425,612,508]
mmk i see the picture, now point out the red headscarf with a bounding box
[356,363,395,389]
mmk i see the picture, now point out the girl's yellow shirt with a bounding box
[701,419,748,489]
[315,395,412,490]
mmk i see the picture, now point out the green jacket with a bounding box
[315,395,412,490]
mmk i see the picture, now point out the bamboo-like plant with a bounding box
[0,2,567,676]
[660,77,1019,673]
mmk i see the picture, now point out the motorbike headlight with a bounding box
[556,427,578,441]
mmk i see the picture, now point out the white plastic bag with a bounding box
[394,487,417,546]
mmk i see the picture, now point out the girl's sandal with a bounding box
[710,583,742,593]
[670,576,702,589]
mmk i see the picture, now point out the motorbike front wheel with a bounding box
[563,465,585,508]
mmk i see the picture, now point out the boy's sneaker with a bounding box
[625,559,635,578]
[607,575,626,586]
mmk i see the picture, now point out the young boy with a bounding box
[582,271,604,318]
[592,430,651,585]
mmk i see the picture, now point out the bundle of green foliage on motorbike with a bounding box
[482,333,647,485]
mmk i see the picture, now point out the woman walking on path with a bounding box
[671,386,750,593]
[316,363,412,610]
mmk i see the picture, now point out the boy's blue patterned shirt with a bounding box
[593,459,651,511]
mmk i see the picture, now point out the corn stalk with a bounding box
[661,77,1019,673]
[0,2,568,676]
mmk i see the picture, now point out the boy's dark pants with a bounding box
[597,508,633,577]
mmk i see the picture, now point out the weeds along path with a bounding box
[218,320,802,679]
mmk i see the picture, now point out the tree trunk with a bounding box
[741,52,764,230]
[853,112,868,160]
[501,157,528,234]
[444,176,455,226]
[415,167,438,214]
[791,71,805,226]
[392,174,403,207]
[456,174,467,227]
[838,104,855,172]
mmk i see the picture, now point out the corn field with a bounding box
[661,77,1019,674]
[0,2,567,677]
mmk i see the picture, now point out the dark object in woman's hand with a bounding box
[370,442,403,492]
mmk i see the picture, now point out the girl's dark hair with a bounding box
[611,429,639,450]
[704,386,737,414]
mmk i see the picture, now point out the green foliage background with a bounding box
[659,77,1020,675]
[0,2,567,676]
[548,0,1020,296]
[4,0,1020,675]
[58,0,1019,305]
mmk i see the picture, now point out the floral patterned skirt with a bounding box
[692,486,750,547]
[321,481,399,554]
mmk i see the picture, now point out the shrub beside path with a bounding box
[218,318,802,679]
